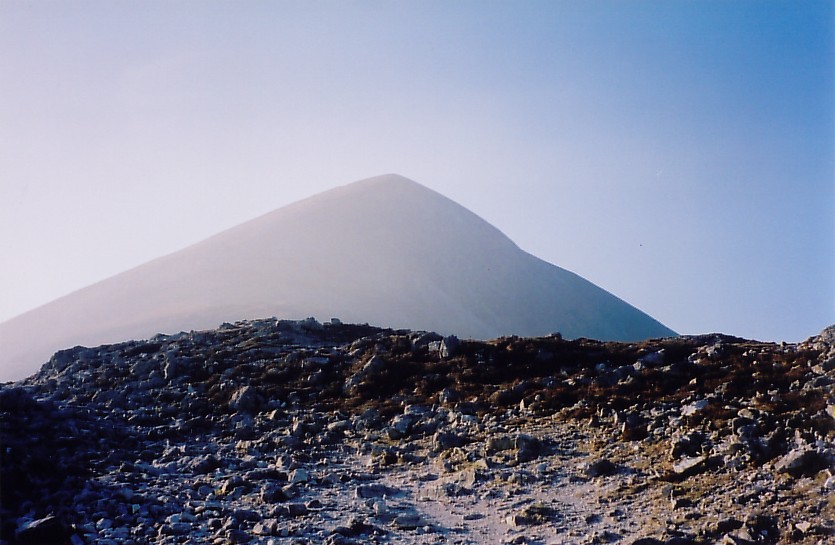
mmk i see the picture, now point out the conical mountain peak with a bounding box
[342,172,420,187]
[0,174,675,381]
[293,173,436,206]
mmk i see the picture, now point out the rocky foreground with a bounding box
[2,319,834,545]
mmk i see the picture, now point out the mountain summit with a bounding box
[0,174,675,381]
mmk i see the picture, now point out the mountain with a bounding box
[0,174,675,381]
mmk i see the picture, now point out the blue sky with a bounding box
[1,1,832,341]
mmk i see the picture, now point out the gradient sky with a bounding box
[1,1,832,342]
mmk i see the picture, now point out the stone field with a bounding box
[2,319,834,545]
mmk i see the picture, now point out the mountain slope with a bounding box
[0,174,675,381]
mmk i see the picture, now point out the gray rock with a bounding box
[15,515,72,544]
[505,503,554,527]
[432,431,468,452]
[162,522,192,535]
[163,356,177,381]
[290,419,308,438]
[438,388,459,405]
[333,517,376,537]
[794,521,812,534]
[290,468,311,483]
[252,519,278,535]
[672,455,708,477]
[356,484,398,498]
[774,447,828,477]
[439,482,472,497]
[393,512,423,530]
[229,385,260,413]
[220,475,252,496]
[714,518,743,533]
[413,332,443,350]
[585,458,619,478]
[324,535,357,545]
[261,483,291,503]
[187,454,221,475]
[226,529,250,543]
[440,335,460,358]
[515,433,541,452]
[515,434,543,462]
[363,355,386,374]
[637,350,665,367]
[681,399,709,417]
[287,503,309,517]
[387,414,418,439]
[669,432,706,459]
[486,435,516,452]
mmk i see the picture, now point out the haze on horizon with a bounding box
[1,1,832,343]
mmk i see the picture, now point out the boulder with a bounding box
[15,515,72,545]
[774,447,828,477]
[228,386,260,414]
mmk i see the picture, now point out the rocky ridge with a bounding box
[2,319,834,545]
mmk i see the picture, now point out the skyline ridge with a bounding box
[0,173,675,382]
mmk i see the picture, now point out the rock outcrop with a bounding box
[2,320,833,544]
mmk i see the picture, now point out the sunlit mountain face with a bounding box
[0,174,675,381]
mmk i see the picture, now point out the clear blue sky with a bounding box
[1,1,832,341]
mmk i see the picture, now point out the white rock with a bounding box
[290,468,311,483]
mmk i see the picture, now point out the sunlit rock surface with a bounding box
[2,319,832,544]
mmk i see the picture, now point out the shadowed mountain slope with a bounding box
[0,174,675,381]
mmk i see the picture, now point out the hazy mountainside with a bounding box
[2,319,833,544]
[0,174,675,381]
